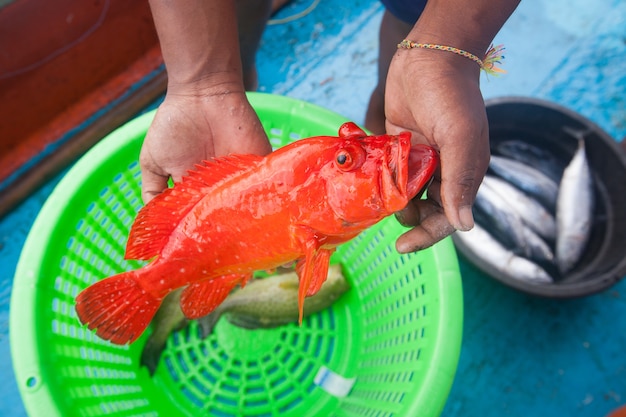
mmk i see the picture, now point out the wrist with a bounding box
[149,0,245,94]
[395,44,482,82]
[166,70,246,99]
[397,40,505,76]
[407,0,519,57]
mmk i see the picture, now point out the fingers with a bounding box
[387,110,488,237]
[440,166,478,232]
[438,127,490,232]
[141,169,170,204]
[393,145,488,252]
[139,146,192,204]
[394,181,456,253]
[137,92,270,205]
[394,134,489,253]
[395,197,456,253]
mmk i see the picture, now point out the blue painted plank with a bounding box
[258,0,383,125]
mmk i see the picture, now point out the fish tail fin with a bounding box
[180,274,249,319]
[75,270,162,345]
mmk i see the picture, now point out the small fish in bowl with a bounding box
[453,97,626,297]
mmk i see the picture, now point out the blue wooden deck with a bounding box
[2,0,625,415]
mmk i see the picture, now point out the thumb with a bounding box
[439,142,488,232]
[141,169,170,204]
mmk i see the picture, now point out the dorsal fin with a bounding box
[125,154,264,260]
[185,154,265,189]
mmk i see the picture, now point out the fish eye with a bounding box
[335,145,364,171]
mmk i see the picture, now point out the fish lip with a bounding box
[406,144,438,200]
[381,135,411,213]
[380,133,438,213]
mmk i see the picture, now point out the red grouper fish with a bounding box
[75,122,438,344]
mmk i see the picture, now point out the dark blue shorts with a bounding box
[380,0,427,24]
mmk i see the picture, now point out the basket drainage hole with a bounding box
[25,376,39,389]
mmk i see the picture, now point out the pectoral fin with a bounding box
[297,248,335,297]
[295,245,334,325]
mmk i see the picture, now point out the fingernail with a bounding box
[396,243,418,254]
[456,206,474,231]
[396,240,419,254]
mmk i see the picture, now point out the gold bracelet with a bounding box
[397,39,506,75]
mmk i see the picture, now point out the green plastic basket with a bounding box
[10,92,463,417]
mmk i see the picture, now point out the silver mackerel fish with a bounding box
[556,138,594,274]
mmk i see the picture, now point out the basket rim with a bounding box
[10,92,463,417]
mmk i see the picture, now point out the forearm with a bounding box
[408,0,520,57]
[149,0,243,93]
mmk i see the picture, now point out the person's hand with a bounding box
[140,87,272,203]
[384,48,490,253]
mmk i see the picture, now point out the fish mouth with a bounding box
[406,143,439,199]
[382,133,439,213]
